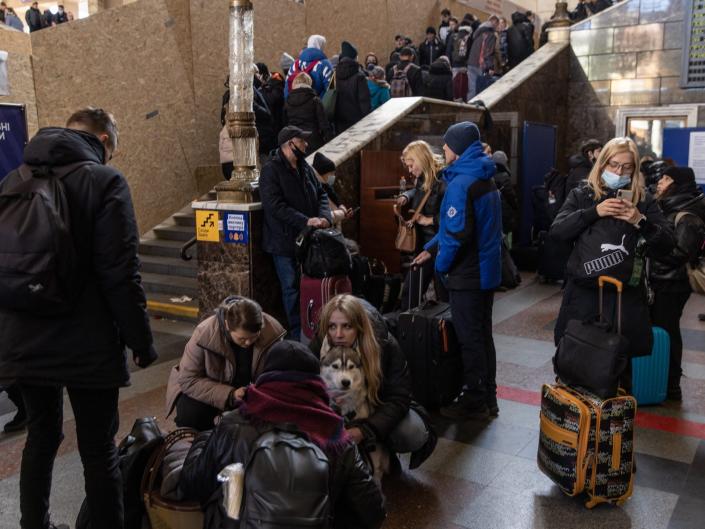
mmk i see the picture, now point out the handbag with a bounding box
[141,428,203,529]
[393,185,433,253]
[321,73,337,122]
[553,276,630,399]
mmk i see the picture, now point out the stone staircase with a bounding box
[138,194,213,322]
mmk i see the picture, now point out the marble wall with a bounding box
[30,0,206,234]
[0,27,39,138]
[567,0,705,154]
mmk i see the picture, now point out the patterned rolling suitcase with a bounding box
[538,383,636,508]
[300,275,352,339]
[631,327,670,405]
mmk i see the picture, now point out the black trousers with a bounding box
[400,257,449,310]
[174,393,222,432]
[651,289,691,387]
[18,384,122,529]
[449,289,496,400]
[4,384,25,415]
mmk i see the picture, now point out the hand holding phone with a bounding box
[616,189,634,203]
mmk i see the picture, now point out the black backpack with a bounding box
[241,429,330,529]
[295,227,352,278]
[0,162,91,314]
[452,32,471,63]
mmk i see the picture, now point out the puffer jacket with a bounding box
[650,191,705,286]
[423,59,453,101]
[180,410,385,529]
[550,185,674,357]
[0,128,153,389]
[424,141,502,290]
[165,310,285,415]
[309,299,412,443]
[284,86,331,152]
[334,57,371,133]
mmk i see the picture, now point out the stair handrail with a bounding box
[181,236,197,261]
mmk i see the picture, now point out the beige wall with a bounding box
[0,26,39,137]
[30,0,203,233]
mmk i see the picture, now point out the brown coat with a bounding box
[165,312,286,416]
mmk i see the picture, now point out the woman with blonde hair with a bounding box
[551,137,674,386]
[396,140,448,308]
[310,294,432,477]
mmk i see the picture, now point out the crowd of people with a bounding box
[0,2,73,32]
[218,9,541,173]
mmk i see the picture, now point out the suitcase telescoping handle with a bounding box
[598,275,622,335]
[409,266,423,310]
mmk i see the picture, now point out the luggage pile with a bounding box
[540,275,638,508]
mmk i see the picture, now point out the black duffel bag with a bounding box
[553,276,629,399]
[295,226,352,278]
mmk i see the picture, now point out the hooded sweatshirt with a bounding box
[468,21,497,70]
[424,141,502,290]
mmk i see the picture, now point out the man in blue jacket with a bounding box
[259,126,332,340]
[413,121,502,420]
[284,34,334,99]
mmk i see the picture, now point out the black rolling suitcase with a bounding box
[397,268,463,408]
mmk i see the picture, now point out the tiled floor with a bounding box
[1,277,704,528]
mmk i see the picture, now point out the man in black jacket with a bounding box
[334,41,371,134]
[507,12,535,68]
[566,138,603,192]
[419,27,444,67]
[259,126,332,340]
[25,1,42,32]
[0,108,157,529]
[387,47,423,96]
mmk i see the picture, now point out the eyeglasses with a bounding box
[607,160,635,174]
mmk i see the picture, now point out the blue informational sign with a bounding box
[519,121,557,246]
[224,212,249,244]
[0,104,28,181]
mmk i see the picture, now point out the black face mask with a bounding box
[289,141,307,161]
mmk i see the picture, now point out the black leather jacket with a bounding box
[650,192,705,286]
[180,411,385,529]
[402,176,446,248]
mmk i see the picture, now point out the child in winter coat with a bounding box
[367,66,391,111]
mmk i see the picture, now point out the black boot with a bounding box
[440,392,489,421]
[3,411,27,433]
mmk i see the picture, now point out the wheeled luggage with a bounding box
[553,276,629,399]
[631,327,670,405]
[396,268,462,408]
[538,383,636,508]
[300,275,352,339]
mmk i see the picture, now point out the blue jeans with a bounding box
[272,254,300,341]
[449,289,496,400]
[467,65,482,101]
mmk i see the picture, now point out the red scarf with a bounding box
[237,371,350,454]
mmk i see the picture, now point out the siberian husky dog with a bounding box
[320,345,390,482]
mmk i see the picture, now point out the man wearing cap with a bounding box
[259,126,332,341]
[412,121,502,420]
[419,27,444,68]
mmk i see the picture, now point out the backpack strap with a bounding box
[675,211,693,226]
[19,161,97,182]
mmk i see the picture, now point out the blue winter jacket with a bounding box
[424,141,502,290]
[284,48,334,99]
[367,79,391,110]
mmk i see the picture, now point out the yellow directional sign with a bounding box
[196,210,220,242]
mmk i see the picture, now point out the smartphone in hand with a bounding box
[616,189,634,202]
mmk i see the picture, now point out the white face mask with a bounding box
[327,173,336,186]
[601,169,631,190]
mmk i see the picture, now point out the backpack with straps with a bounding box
[287,60,320,94]
[390,64,414,97]
[241,428,331,529]
[452,32,471,63]
[0,162,91,314]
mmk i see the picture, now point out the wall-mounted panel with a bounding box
[589,53,637,81]
[613,23,664,53]
[611,78,661,106]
